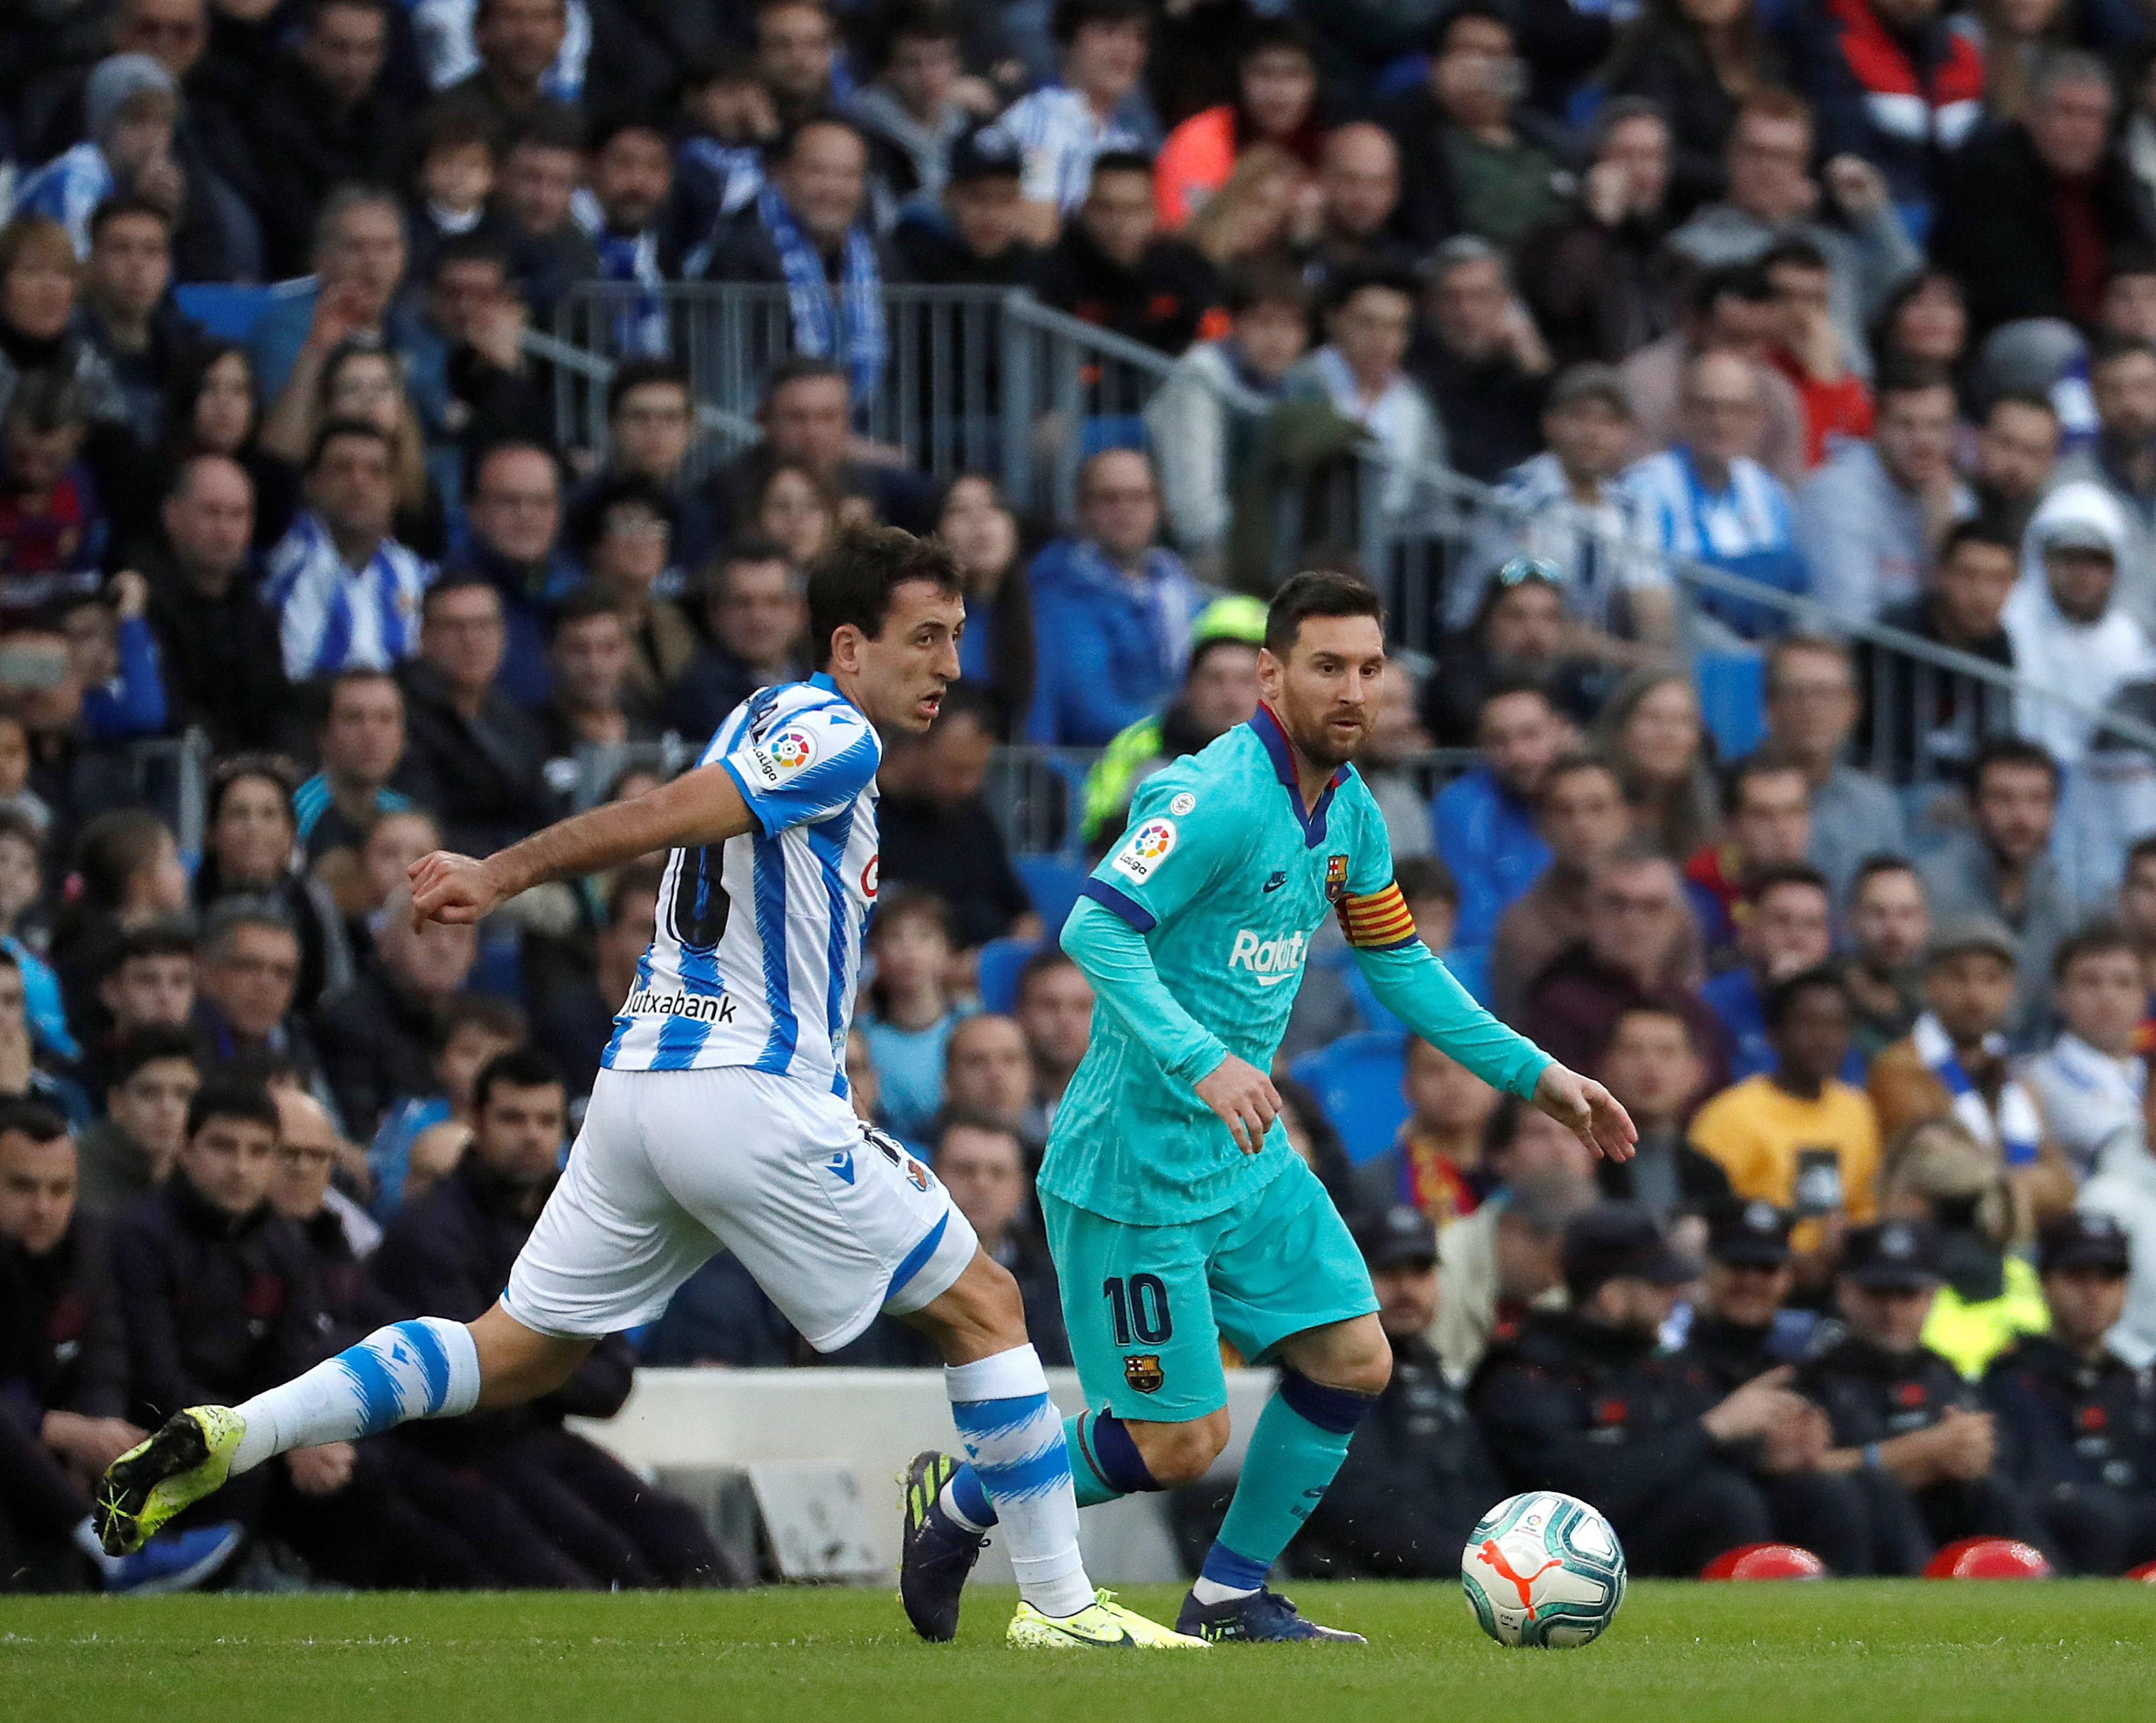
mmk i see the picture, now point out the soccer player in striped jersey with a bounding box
[94,527,1200,1649]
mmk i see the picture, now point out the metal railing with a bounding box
[540,281,2156,800]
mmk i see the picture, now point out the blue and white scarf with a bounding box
[593,228,667,358]
[757,182,886,408]
[1913,1013,2042,1166]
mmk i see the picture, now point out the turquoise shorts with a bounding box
[1041,1155,1377,1424]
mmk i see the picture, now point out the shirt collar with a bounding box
[1249,704,1349,847]
[807,670,862,714]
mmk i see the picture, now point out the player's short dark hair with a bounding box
[0,1098,69,1145]
[1721,750,1808,817]
[186,1079,280,1140]
[1764,963,1848,1031]
[807,526,963,671]
[1968,735,2060,798]
[472,1047,564,1114]
[109,1025,202,1091]
[2054,918,2138,982]
[1264,569,1384,658]
[1392,853,1456,910]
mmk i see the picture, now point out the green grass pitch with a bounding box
[6,1581,2154,1723]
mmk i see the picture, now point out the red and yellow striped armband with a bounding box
[1336,881,1420,952]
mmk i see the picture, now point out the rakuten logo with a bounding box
[1228,928,1308,987]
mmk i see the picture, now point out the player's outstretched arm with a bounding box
[410,762,757,925]
[1529,1062,1638,1164]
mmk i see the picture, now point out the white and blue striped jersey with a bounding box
[602,675,882,1091]
[263,511,433,680]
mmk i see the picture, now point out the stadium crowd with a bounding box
[11,0,2156,1598]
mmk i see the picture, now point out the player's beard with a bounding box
[1282,701,1369,773]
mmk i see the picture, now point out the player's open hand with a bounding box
[409,850,504,927]
[1532,1064,1637,1162]
[1196,1053,1281,1156]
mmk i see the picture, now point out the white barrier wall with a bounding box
[569,1367,1279,1585]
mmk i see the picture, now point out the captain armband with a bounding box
[1336,881,1421,952]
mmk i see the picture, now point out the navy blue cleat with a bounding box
[1175,1587,1367,1644]
[899,1451,987,1642]
[103,1521,245,1595]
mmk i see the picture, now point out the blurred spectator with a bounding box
[1970,391,2059,549]
[578,115,676,359]
[1179,143,1307,273]
[1920,740,2071,1031]
[1622,260,1807,485]
[751,0,841,132]
[370,1047,728,1587]
[1037,149,1219,359]
[397,574,552,857]
[1869,264,1968,378]
[1881,1119,2046,1377]
[1353,1039,1502,1226]
[244,0,411,278]
[0,219,126,442]
[1298,123,1414,294]
[1684,754,1812,954]
[1840,854,1931,1060]
[1492,753,1697,1025]
[194,758,351,1014]
[429,0,570,136]
[400,104,504,288]
[1854,519,2018,785]
[49,809,188,1028]
[1012,945,1090,1139]
[1593,1001,1726,1216]
[746,460,842,570]
[76,199,194,454]
[1434,1153,1595,1382]
[1379,6,1571,251]
[1358,663,1436,863]
[847,2,972,206]
[942,1014,1041,1155]
[1798,1219,2050,1574]
[1001,0,1152,240]
[154,343,292,555]
[2054,338,2156,621]
[1525,847,1732,1086]
[935,1113,1067,1364]
[666,538,806,741]
[295,669,409,870]
[75,1024,198,1216]
[87,921,196,1073]
[1408,238,1550,485]
[192,901,324,1082]
[1785,0,1983,229]
[14,54,185,263]
[569,479,686,711]
[572,360,713,579]
[2022,923,2146,1182]
[314,891,475,1141]
[451,439,578,711]
[493,105,600,320]
[264,420,432,682]
[1595,0,1787,212]
[1078,595,1263,851]
[708,359,932,544]
[1286,1204,1501,1579]
[368,993,526,1220]
[1152,16,1321,232]
[1870,913,2077,1219]
[1471,1201,1827,1577]
[540,589,656,776]
[1675,1198,1818,1386]
[56,577,164,750]
[1701,865,1840,1080]
[1595,666,1718,859]
[0,370,106,623]
[0,948,87,1125]
[890,119,1043,290]
[1692,963,1880,1244]
[1517,100,1682,374]
[706,114,895,406]
[1984,1212,2156,1574]
[528,864,656,1102]
[878,684,1037,951]
[1435,680,1563,960]
[1023,447,1203,746]
[1279,263,1439,522]
[1668,91,1920,383]
[1933,52,2156,342]
[1623,346,1805,640]
[858,887,966,1147]
[1148,258,1310,572]
[933,475,1031,736]
[1761,635,1909,901]
[1796,362,1967,622]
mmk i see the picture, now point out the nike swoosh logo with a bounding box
[1262,878,1286,893]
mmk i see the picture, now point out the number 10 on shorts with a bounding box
[1102,1274,1173,1346]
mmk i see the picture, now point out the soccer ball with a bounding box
[1461,1491,1627,1648]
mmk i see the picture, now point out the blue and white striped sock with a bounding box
[229,1319,481,1474]
[945,1345,1093,1618]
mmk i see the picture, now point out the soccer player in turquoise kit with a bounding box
[901,570,1637,1643]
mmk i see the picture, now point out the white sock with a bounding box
[945,1345,1094,1618]
[1190,1575,1261,1605]
[230,1318,481,1474]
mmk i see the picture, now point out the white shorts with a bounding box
[501,1065,978,1352]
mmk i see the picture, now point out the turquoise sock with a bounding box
[1212,1376,1371,1576]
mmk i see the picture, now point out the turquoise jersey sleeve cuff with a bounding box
[1061,895,1228,1087]
[1354,941,1552,1100]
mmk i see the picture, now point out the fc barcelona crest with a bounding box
[1123,1354,1165,1395]
[1324,854,1349,902]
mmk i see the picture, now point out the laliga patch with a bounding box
[1110,817,1178,884]
[749,725,818,787]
